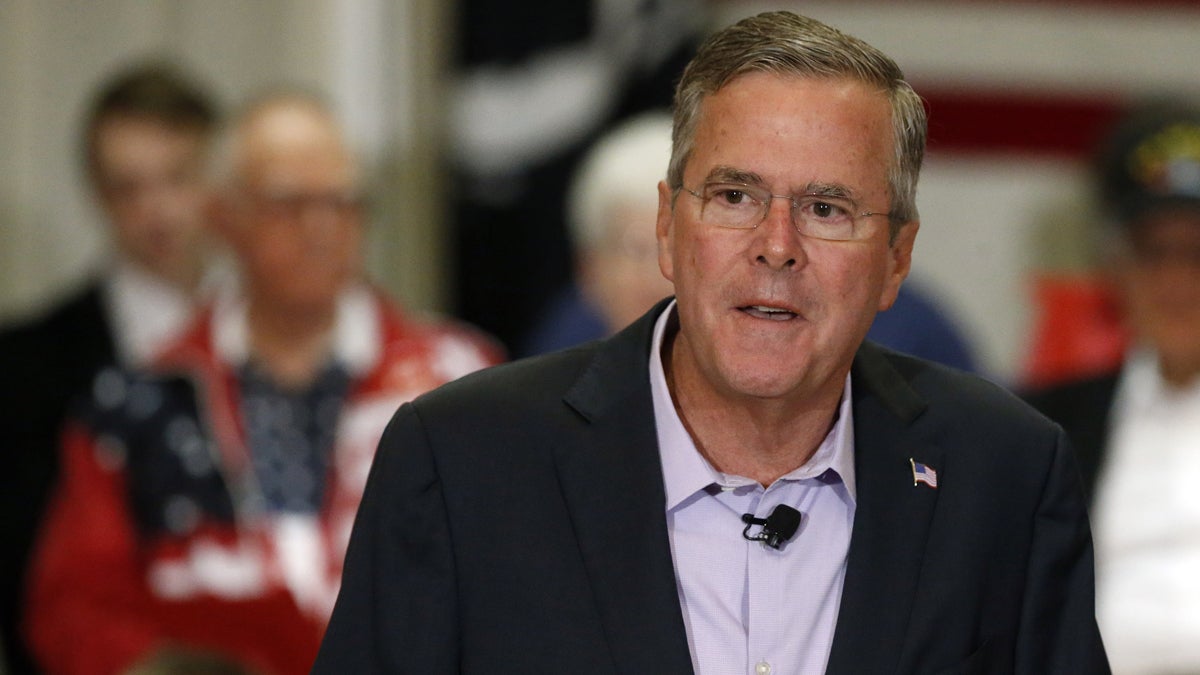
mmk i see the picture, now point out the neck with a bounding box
[663,329,843,487]
[246,296,338,390]
[1160,354,1200,390]
[121,255,203,296]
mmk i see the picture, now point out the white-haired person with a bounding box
[520,112,676,356]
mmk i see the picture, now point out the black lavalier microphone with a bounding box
[741,505,803,549]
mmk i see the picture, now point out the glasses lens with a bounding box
[795,195,860,241]
[701,183,766,229]
[690,182,883,240]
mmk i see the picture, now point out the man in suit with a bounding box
[1025,101,1200,673]
[316,11,1107,673]
[0,62,217,674]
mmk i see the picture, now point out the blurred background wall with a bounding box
[0,0,451,322]
[3,0,1200,385]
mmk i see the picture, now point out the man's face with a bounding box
[581,201,676,333]
[92,115,209,286]
[1117,210,1200,381]
[228,120,363,317]
[656,72,917,405]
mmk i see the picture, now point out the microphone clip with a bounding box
[741,505,802,550]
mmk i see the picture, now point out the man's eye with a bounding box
[718,189,745,204]
[808,200,849,220]
[712,188,757,207]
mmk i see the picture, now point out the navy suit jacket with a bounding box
[315,299,1108,674]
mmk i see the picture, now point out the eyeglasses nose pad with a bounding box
[759,194,797,230]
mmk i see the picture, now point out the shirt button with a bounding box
[755,660,771,675]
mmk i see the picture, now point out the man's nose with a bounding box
[753,196,804,270]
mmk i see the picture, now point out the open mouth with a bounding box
[740,305,797,321]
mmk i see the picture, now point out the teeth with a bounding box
[751,305,789,313]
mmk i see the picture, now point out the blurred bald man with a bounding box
[24,92,502,675]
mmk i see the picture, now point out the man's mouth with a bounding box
[740,305,798,321]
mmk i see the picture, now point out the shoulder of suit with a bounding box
[861,342,1060,438]
[410,342,601,414]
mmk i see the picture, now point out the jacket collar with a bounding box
[211,284,382,377]
[557,298,696,672]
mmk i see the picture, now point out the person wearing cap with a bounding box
[1026,100,1200,673]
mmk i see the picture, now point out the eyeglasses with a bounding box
[678,182,893,241]
[247,189,366,222]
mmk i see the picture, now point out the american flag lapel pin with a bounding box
[910,458,938,489]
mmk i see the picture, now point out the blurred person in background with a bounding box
[519,112,676,356]
[23,91,502,675]
[0,62,218,675]
[521,112,979,374]
[867,280,978,373]
[1025,100,1200,674]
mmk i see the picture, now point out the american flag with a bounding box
[910,459,938,489]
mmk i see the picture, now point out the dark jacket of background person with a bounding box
[1024,372,1117,501]
[0,284,118,673]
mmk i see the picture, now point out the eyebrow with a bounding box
[703,167,859,203]
[704,166,765,187]
[802,182,857,202]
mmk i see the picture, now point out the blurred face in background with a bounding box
[1117,209,1200,385]
[221,103,364,319]
[92,114,210,288]
[580,200,675,332]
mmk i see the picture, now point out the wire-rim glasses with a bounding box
[678,182,893,242]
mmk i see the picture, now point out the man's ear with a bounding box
[878,220,919,312]
[656,180,676,282]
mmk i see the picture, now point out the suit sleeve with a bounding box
[313,403,460,673]
[1014,427,1110,673]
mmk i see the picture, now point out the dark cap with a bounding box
[1096,100,1200,226]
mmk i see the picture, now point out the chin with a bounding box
[712,356,814,401]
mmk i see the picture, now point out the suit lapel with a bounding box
[827,343,944,674]
[552,315,949,672]
[556,301,696,673]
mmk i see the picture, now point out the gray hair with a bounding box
[205,88,348,190]
[668,10,927,233]
[568,112,673,251]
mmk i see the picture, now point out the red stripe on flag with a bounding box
[921,87,1128,158]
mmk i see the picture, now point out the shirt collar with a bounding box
[1118,345,1200,413]
[648,300,857,511]
[212,283,381,376]
[104,257,194,366]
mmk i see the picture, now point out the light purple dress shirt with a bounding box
[649,302,857,675]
